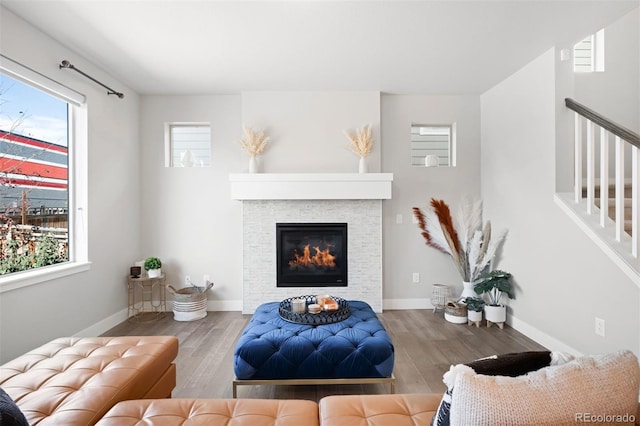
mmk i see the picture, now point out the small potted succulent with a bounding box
[474,269,513,327]
[144,257,162,278]
[463,297,485,326]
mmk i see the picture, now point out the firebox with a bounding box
[276,223,347,287]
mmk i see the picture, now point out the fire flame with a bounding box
[289,244,336,269]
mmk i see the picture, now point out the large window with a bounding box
[0,55,87,287]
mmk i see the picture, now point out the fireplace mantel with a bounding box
[229,173,393,200]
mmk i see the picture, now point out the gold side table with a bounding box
[127,273,166,322]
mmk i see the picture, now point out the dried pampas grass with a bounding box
[238,126,269,156]
[412,197,507,282]
[344,124,373,158]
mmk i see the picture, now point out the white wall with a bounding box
[574,8,639,133]
[138,92,382,310]
[139,92,481,312]
[381,95,481,307]
[139,95,243,309]
[0,8,141,362]
[481,48,639,356]
[241,91,381,173]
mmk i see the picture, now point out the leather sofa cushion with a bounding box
[0,336,178,425]
[96,398,320,426]
[319,393,441,426]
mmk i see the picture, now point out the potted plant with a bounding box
[463,296,485,326]
[144,257,162,278]
[474,269,513,328]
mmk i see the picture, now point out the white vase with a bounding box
[180,149,195,167]
[358,157,368,173]
[249,156,258,173]
[147,268,161,278]
[460,280,477,300]
[424,154,440,167]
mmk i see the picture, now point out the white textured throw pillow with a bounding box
[450,350,639,426]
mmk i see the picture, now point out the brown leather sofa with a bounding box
[96,394,441,425]
[4,337,638,426]
[97,393,640,426]
[97,398,325,425]
[0,336,178,425]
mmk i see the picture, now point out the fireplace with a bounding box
[276,223,348,287]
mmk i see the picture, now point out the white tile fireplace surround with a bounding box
[230,173,393,314]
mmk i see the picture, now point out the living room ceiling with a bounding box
[2,1,638,95]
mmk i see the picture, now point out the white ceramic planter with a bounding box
[147,268,162,278]
[484,305,506,323]
[468,310,483,322]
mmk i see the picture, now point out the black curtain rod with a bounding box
[59,60,124,99]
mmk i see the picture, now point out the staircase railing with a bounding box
[565,98,640,262]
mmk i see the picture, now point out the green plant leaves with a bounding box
[473,269,513,305]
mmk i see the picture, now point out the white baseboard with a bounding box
[76,300,244,338]
[74,308,128,337]
[208,300,242,311]
[383,298,433,310]
[508,314,583,356]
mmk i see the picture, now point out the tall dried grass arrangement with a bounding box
[238,126,269,156]
[344,124,373,158]
[413,197,507,282]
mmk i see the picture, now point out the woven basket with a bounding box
[167,283,213,321]
[444,300,468,324]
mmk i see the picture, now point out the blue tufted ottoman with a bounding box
[233,300,395,397]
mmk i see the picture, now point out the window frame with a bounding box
[410,123,456,167]
[164,122,211,168]
[0,55,89,292]
[574,28,605,73]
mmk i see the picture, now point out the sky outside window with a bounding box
[0,73,68,146]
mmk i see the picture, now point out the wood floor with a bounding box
[102,309,546,402]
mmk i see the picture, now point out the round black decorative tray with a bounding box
[279,295,350,325]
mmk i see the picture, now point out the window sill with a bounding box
[0,261,92,294]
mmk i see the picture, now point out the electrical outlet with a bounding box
[203,274,210,283]
[396,214,403,225]
[411,215,419,224]
[185,275,191,285]
[595,317,605,337]
[412,272,420,283]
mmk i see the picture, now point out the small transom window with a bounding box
[166,123,211,167]
[411,124,455,167]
